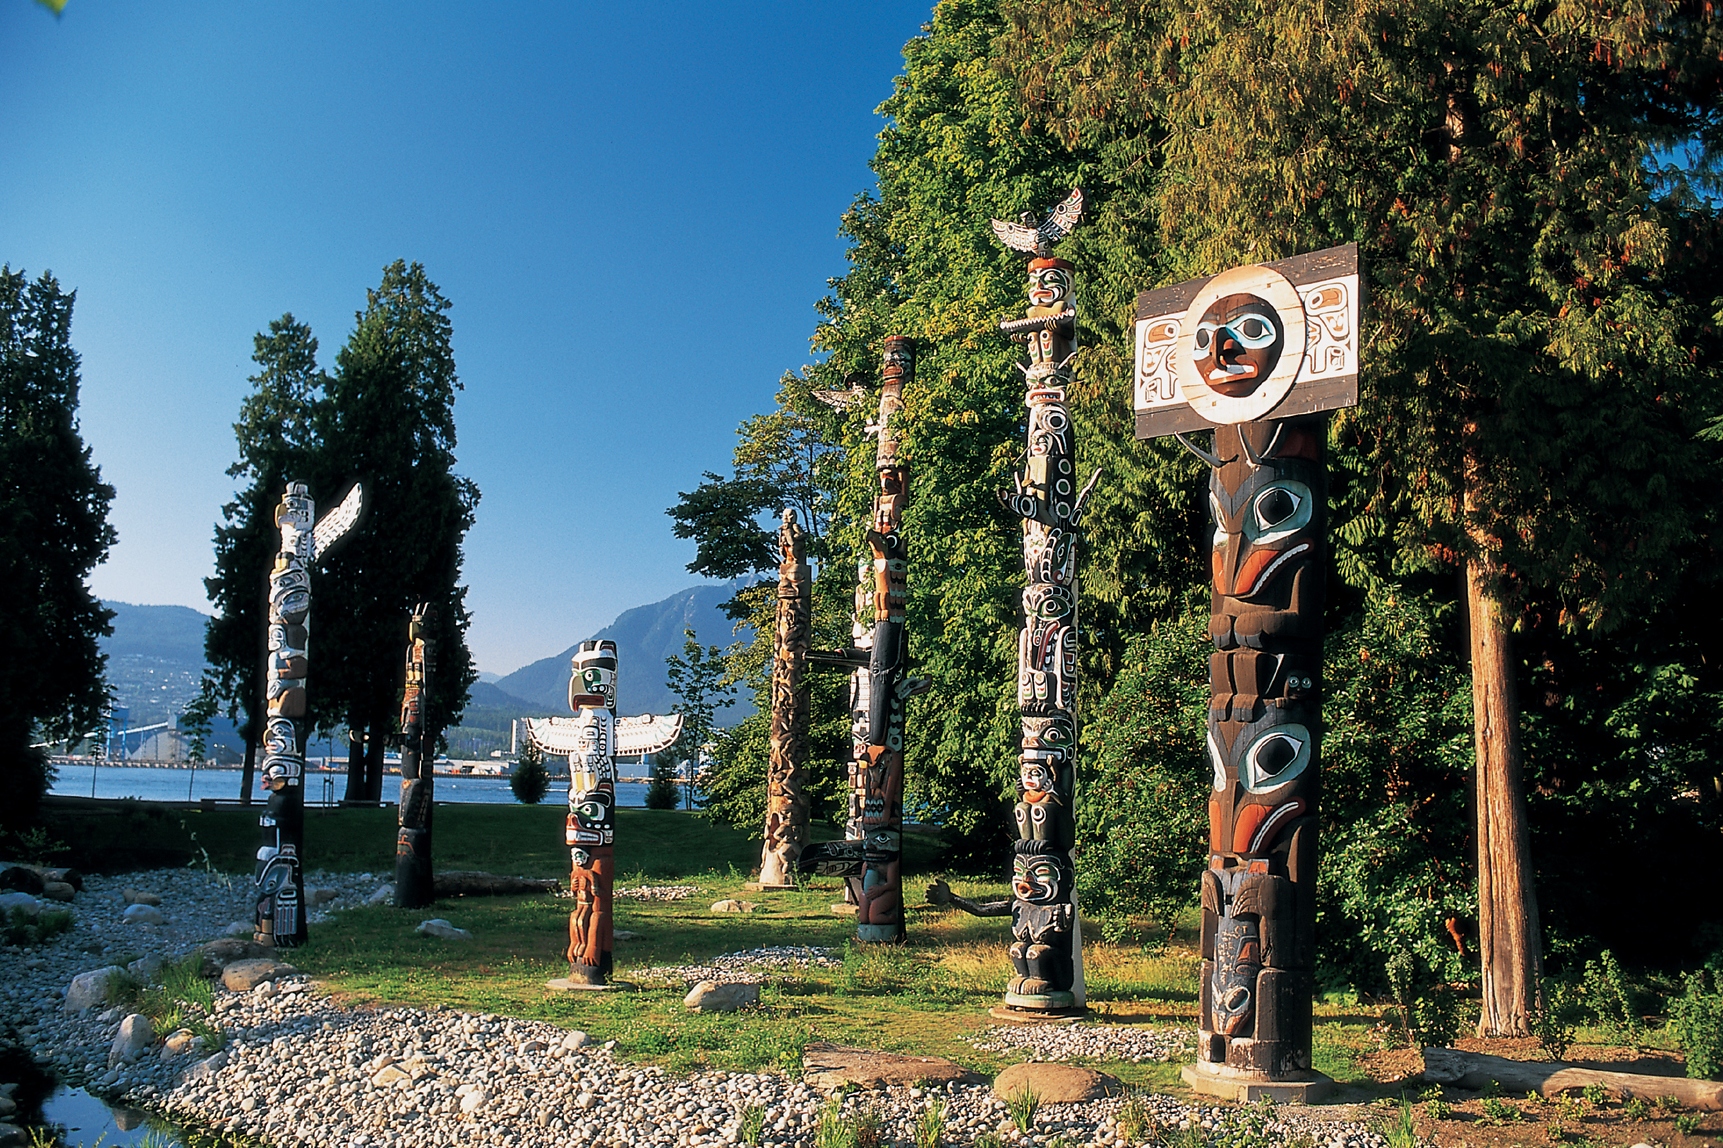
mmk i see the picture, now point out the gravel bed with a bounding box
[630,945,843,986]
[0,868,1391,1148]
[614,884,698,902]
[968,1022,1196,1064]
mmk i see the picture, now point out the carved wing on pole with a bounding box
[616,713,685,757]
[522,717,584,757]
[310,483,365,562]
[990,188,1084,257]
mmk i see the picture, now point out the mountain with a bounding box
[494,582,752,719]
[100,602,212,728]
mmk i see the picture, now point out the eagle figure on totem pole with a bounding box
[990,188,1085,259]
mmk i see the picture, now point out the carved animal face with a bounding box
[1209,471,1317,605]
[1210,915,1261,1035]
[1208,708,1316,858]
[1192,293,1284,398]
[1011,851,1070,904]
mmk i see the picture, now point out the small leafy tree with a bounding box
[510,739,549,806]
[664,629,739,812]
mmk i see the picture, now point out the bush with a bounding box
[1669,969,1723,1081]
[1,905,73,946]
[645,757,680,810]
[510,741,550,805]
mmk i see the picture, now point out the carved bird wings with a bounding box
[990,188,1084,257]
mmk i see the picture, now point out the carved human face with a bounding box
[1192,294,1284,398]
[1011,852,1068,904]
[1028,265,1072,312]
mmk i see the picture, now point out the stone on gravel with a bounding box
[366,883,395,905]
[195,937,272,976]
[683,980,759,1012]
[108,1013,154,1066]
[415,918,472,940]
[65,965,126,1011]
[560,1030,591,1050]
[161,1028,198,1057]
[126,954,164,983]
[709,899,759,913]
[801,1042,985,1091]
[220,919,253,937]
[0,1122,26,1147]
[0,891,43,917]
[371,1063,412,1087]
[994,1062,1120,1103]
[306,886,340,906]
[459,1087,488,1113]
[184,1050,228,1081]
[42,880,76,902]
[221,957,296,991]
[613,929,641,940]
[121,903,166,925]
[122,888,163,906]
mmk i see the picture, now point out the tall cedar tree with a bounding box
[205,316,324,802]
[1003,0,1723,1029]
[312,261,479,803]
[0,267,115,828]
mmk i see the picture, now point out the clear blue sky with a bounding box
[2,1,933,674]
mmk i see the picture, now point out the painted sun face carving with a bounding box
[1193,294,1284,398]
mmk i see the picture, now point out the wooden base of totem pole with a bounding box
[988,1006,1088,1025]
[1181,1063,1333,1104]
[545,978,634,993]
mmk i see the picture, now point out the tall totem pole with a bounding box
[1133,246,1360,1097]
[989,190,1099,1017]
[526,643,683,987]
[254,480,363,948]
[758,509,811,888]
[394,604,436,909]
[799,336,922,943]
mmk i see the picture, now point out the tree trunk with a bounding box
[342,725,366,805]
[365,709,387,803]
[239,730,257,805]
[1467,557,1542,1037]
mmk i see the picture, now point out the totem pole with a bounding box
[988,189,1099,1017]
[525,643,682,987]
[254,480,363,948]
[758,509,811,888]
[394,604,436,909]
[1133,245,1360,1097]
[799,336,924,943]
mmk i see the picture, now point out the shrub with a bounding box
[2,905,73,946]
[510,741,549,805]
[645,757,681,810]
[1668,969,1723,1081]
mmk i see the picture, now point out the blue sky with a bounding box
[2,1,932,674]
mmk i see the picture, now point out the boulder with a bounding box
[709,899,760,914]
[801,1042,986,1091]
[0,1122,26,1147]
[416,918,472,941]
[371,1064,412,1087]
[221,958,296,992]
[365,884,395,905]
[459,1087,488,1114]
[559,1030,591,1051]
[0,891,43,918]
[161,1029,199,1057]
[184,1050,228,1081]
[65,966,126,1012]
[221,920,254,937]
[683,980,760,1012]
[993,1062,1120,1104]
[0,865,45,894]
[196,938,272,977]
[108,1013,154,1067]
[306,887,340,906]
[126,955,165,983]
[41,881,76,903]
[122,888,163,906]
[121,903,166,926]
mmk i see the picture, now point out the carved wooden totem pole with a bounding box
[526,643,682,987]
[799,336,923,943]
[394,604,436,909]
[989,190,1099,1017]
[254,480,363,948]
[758,509,811,888]
[1133,245,1360,1097]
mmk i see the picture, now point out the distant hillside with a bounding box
[495,582,753,720]
[100,601,213,729]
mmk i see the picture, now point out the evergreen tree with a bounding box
[312,261,480,803]
[204,314,324,802]
[0,267,116,829]
[644,758,680,810]
[510,739,549,805]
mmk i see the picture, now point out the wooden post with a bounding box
[758,511,811,888]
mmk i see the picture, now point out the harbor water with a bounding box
[49,764,662,807]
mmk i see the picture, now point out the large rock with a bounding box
[108,1013,154,1066]
[365,884,395,906]
[184,1050,228,1081]
[0,865,45,894]
[993,1062,1120,1103]
[65,966,126,1012]
[221,920,254,938]
[126,955,165,983]
[306,886,339,906]
[196,938,272,977]
[221,958,296,992]
[416,918,472,940]
[41,881,76,903]
[709,899,760,914]
[121,903,166,926]
[122,888,163,906]
[683,981,760,1013]
[0,891,43,918]
[801,1042,985,1091]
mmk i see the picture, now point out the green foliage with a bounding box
[1577,951,1644,1047]
[1379,1099,1419,1148]
[1529,980,1583,1062]
[1386,948,1466,1049]
[739,1103,766,1147]
[645,758,680,811]
[1480,1096,1526,1125]
[914,1097,947,1148]
[509,740,548,806]
[0,266,115,828]
[815,1095,884,1148]
[1211,1097,1280,1148]
[1668,968,1723,1081]
[1675,1111,1704,1135]
[1004,1085,1040,1133]
[1,905,73,946]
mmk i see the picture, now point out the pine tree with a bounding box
[0,267,116,829]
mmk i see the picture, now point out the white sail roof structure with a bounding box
[524,713,684,758]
